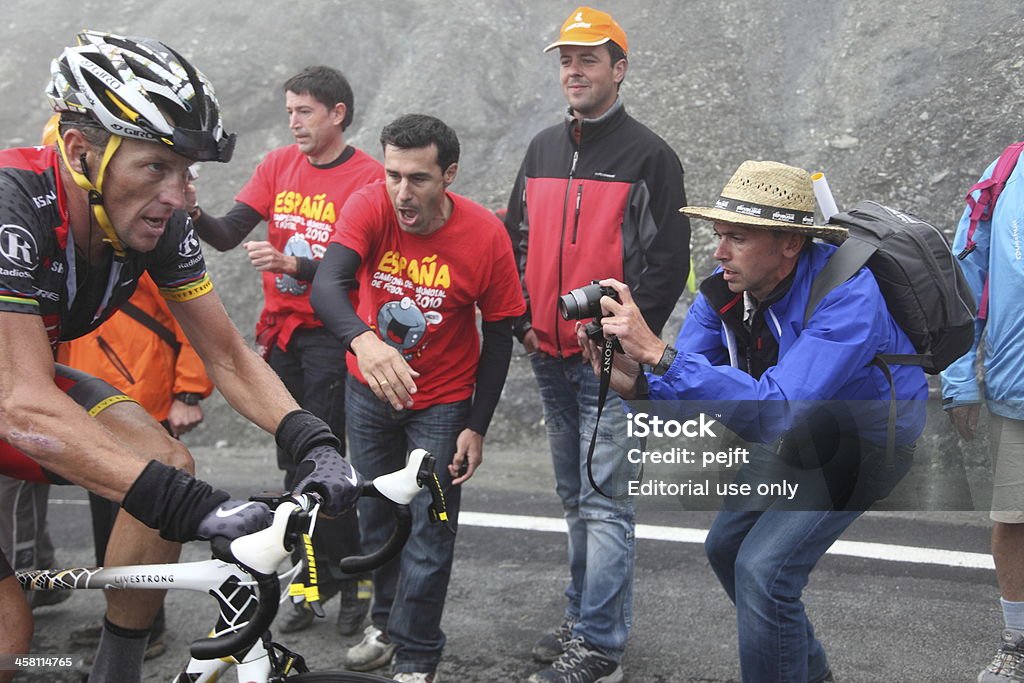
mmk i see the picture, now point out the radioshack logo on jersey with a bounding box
[178,228,202,259]
[0,224,38,271]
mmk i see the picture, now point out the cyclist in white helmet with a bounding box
[0,31,362,683]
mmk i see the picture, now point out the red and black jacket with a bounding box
[504,101,690,357]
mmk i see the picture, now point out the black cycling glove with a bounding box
[196,499,273,541]
[291,445,363,516]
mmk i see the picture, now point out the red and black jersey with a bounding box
[504,101,691,358]
[0,146,211,349]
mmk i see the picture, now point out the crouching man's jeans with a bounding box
[530,352,640,662]
[704,439,914,682]
[346,377,469,675]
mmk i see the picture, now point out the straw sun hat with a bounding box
[680,160,848,241]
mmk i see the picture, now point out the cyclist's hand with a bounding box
[196,499,273,541]
[292,445,363,516]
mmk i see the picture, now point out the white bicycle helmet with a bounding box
[47,30,235,163]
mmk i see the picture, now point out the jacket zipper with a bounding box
[555,149,580,355]
[571,184,583,244]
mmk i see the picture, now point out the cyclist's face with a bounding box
[102,138,192,253]
[286,90,345,165]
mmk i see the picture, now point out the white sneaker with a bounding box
[393,673,439,683]
[345,625,396,672]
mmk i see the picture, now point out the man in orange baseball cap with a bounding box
[504,6,690,683]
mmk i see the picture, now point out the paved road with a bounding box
[17,443,1001,682]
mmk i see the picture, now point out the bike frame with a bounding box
[14,448,437,683]
[19,558,303,682]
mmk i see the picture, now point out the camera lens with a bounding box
[559,283,605,321]
[558,289,586,320]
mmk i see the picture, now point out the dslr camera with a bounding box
[558,281,620,346]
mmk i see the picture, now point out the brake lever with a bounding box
[287,526,326,618]
[417,454,456,535]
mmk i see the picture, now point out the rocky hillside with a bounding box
[2,1,1022,450]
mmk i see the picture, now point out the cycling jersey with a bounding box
[0,145,211,349]
[0,145,211,481]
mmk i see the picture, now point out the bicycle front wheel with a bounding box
[286,671,396,682]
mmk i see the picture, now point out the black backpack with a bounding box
[804,200,976,374]
[802,201,977,460]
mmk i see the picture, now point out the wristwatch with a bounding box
[173,392,202,406]
[642,346,678,376]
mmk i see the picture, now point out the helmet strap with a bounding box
[56,132,126,259]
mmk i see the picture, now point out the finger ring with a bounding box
[379,379,390,386]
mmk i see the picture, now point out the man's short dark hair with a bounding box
[606,41,627,89]
[379,114,460,171]
[283,65,354,131]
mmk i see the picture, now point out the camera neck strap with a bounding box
[586,336,638,500]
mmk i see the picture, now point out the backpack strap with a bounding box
[872,357,898,468]
[120,302,182,356]
[804,237,877,325]
[807,240,905,468]
[959,141,1024,261]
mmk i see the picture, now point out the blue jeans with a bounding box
[269,327,362,582]
[530,352,639,662]
[346,377,469,674]
[704,440,914,682]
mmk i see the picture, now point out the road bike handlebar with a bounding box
[189,448,436,661]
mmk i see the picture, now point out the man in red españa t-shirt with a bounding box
[190,65,381,635]
[311,114,525,682]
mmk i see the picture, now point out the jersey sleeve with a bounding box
[146,213,213,303]
[0,175,53,315]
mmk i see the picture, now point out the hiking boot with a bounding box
[278,602,315,633]
[279,583,339,633]
[532,619,577,663]
[144,631,167,660]
[980,629,1024,682]
[70,623,103,648]
[337,579,372,636]
[527,637,623,683]
[393,673,439,682]
[345,625,397,672]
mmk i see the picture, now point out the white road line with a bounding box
[50,500,994,571]
[460,511,995,571]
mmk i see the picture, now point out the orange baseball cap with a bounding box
[544,7,628,54]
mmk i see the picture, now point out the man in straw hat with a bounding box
[578,160,928,682]
[503,6,689,683]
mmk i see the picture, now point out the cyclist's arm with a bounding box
[167,289,300,432]
[0,311,147,501]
